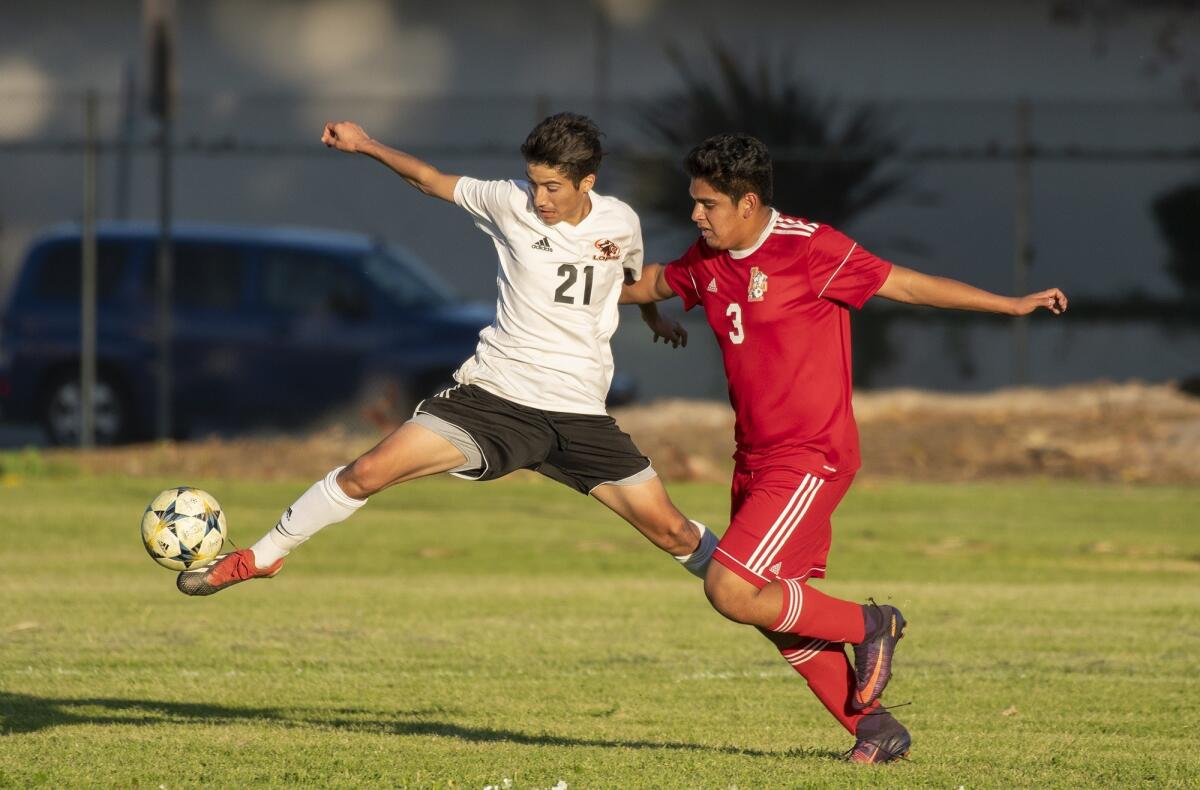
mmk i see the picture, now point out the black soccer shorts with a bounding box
[412,383,655,494]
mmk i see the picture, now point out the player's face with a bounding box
[689,178,754,251]
[526,162,595,226]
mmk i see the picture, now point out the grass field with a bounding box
[1,469,1198,788]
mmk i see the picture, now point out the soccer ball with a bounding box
[141,487,227,571]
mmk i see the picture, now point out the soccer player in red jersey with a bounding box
[621,134,1068,763]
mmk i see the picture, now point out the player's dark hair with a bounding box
[520,112,603,186]
[684,134,773,206]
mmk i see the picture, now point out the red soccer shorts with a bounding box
[713,464,855,589]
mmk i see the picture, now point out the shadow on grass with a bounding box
[0,692,839,759]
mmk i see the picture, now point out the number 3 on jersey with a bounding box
[554,264,594,305]
[726,302,745,344]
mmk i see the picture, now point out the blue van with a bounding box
[0,222,495,444]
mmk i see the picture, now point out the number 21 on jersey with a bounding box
[726,302,745,344]
[555,264,594,306]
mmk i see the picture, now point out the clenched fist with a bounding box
[321,121,371,154]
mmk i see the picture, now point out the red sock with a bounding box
[769,578,865,644]
[778,636,876,735]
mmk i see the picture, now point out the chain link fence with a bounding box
[1,91,1198,442]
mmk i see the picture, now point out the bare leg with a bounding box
[704,562,866,644]
[337,421,469,499]
[590,476,700,555]
[703,561,784,627]
[250,422,467,566]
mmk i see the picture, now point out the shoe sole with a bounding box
[850,725,912,764]
[851,749,910,765]
[176,557,281,597]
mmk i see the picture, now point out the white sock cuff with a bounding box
[676,520,718,579]
[673,520,706,561]
[322,466,367,509]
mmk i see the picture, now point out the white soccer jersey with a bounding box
[450,176,644,415]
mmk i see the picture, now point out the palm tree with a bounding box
[1153,181,1200,296]
[629,39,910,385]
[630,39,908,231]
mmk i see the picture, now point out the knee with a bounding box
[703,568,757,624]
[339,455,385,499]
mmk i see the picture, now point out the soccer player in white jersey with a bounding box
[178,113,718,596]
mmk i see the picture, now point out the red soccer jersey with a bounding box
[664,212,892,476]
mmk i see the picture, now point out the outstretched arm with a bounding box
[876,265,1068,316]
[620,263,676,305]
[321,121,460,203]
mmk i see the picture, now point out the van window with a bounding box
[30,240,130,303]
[173,243,244,311]
[260,250,369,320]
[363,246,452,307]
[137,242,245,311]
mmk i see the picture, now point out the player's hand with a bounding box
[1013,288,1068,316]
[321,121,371,154]
[645,313,688,348]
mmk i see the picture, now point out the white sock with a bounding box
[674,520,717,579]
[249,466,366,569]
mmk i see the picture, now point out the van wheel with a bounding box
[42,373,129,446]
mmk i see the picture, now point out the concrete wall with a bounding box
[2,0,1198,398]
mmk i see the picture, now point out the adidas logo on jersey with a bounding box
[707,277,718,293]
[532,236,553,252]
[768,562,783,576]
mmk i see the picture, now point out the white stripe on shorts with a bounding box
[713,547,769,582]
[745,475,812,571]
[747,475,825,575]
[752,478,824,575]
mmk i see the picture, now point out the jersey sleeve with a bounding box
[806,226,893,309]
[453,177,522,237]
[662,241,705,311]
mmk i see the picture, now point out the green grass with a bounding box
[1,474,1198,788]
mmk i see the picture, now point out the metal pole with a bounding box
[81,89,98,448]
[115,61,136,221]
[1012,99,1033,386]
[145,1,176,442]
[155,112,173,441]
[594,2,611,124]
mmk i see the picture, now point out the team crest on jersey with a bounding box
[748,267,768,302]
[593,239,621,261]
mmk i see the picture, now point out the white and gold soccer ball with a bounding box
[141,487,228,571]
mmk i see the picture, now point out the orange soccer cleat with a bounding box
[176,549,284,596]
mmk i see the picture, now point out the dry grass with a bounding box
[34,382,1200,485]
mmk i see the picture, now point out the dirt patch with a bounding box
[621,382,1200,484]
[37,382,1200,485]
[851,382,1200,484]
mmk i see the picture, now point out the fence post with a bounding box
[114,61,136,221]
[81,89,98,448]
[594,3,611,124]
[146,0,175,441]
[1012,98,1033,385]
